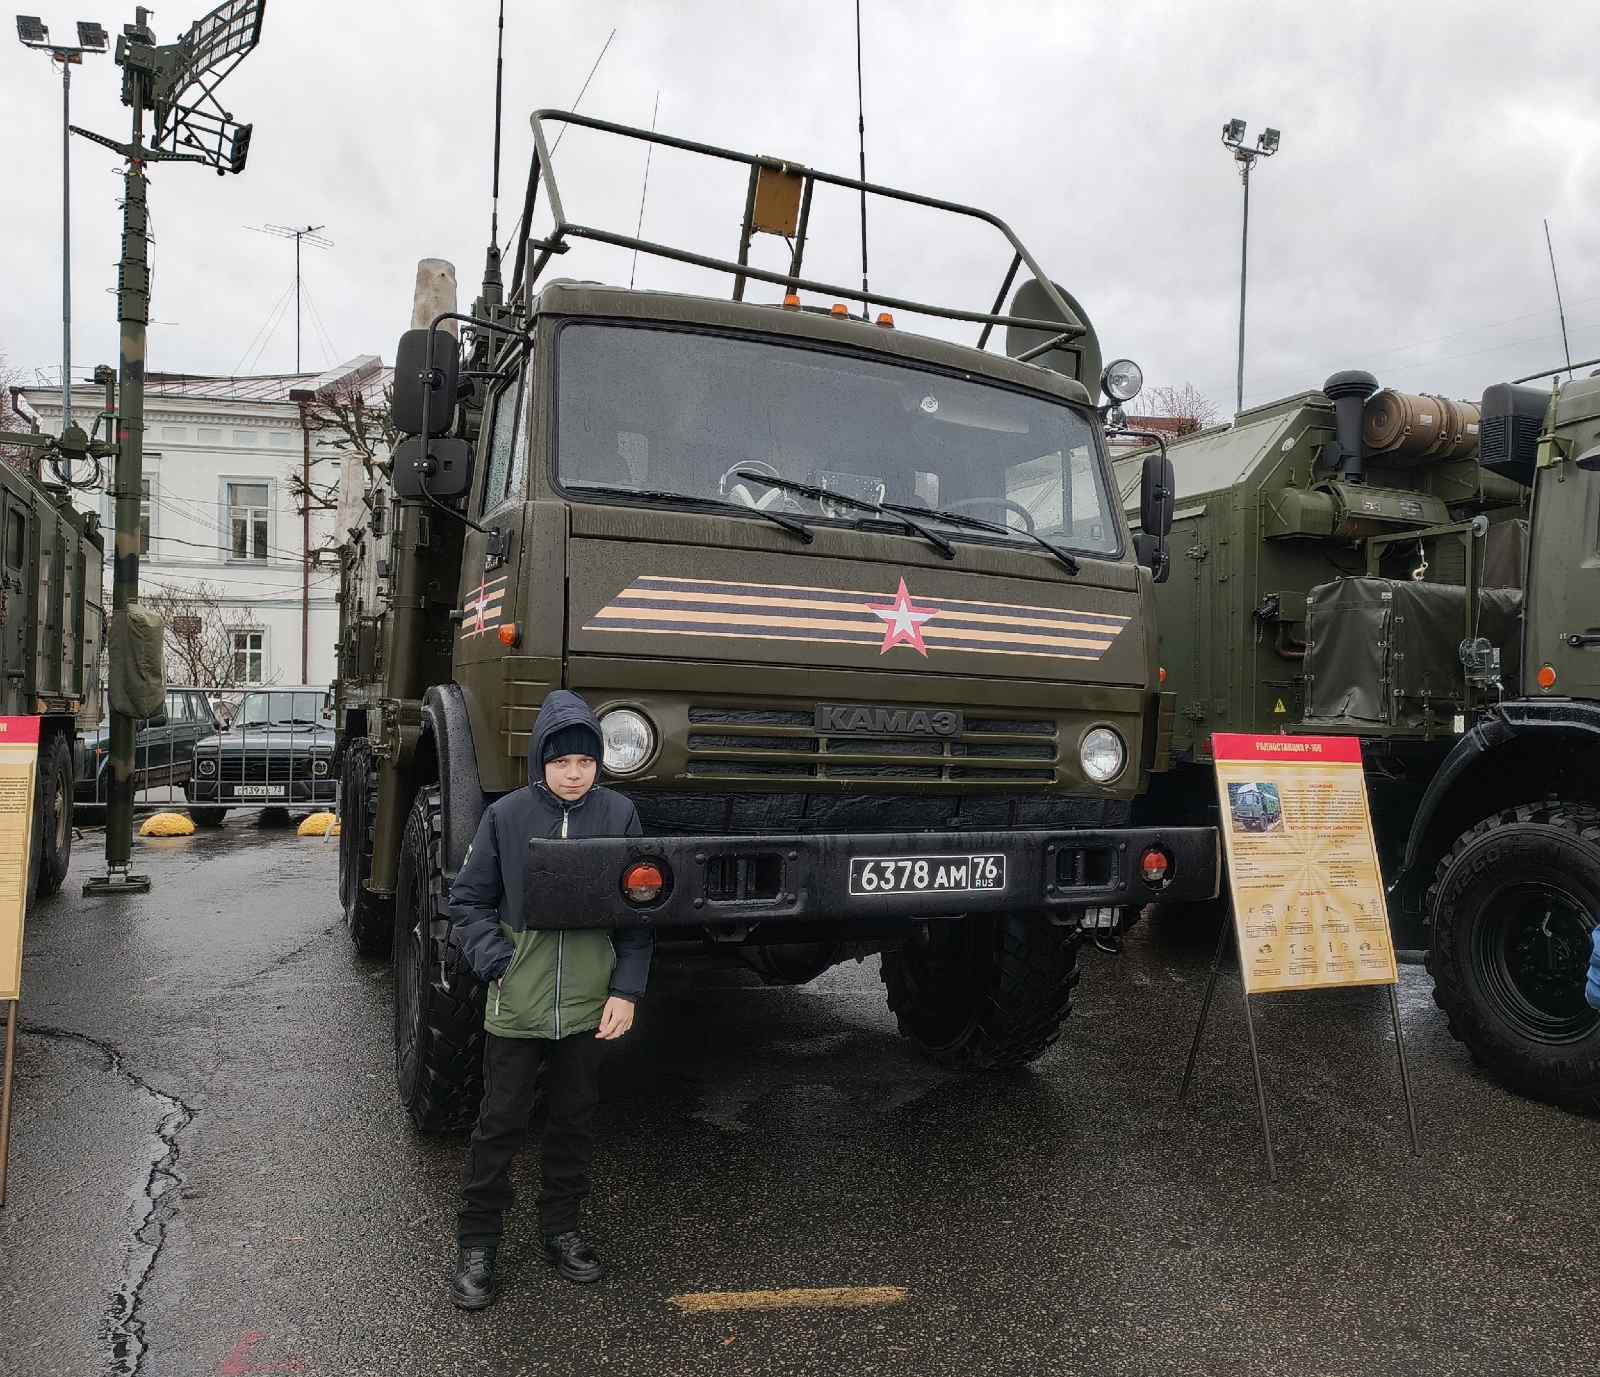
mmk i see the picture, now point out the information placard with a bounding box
[1211,732,1396,995]
[0,717,39,1002]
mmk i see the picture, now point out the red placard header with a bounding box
[0,717,41,746]
[1211,732,1363,765]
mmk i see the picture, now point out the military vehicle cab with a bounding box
[335,110,1217,1130]
[1116,367,1600,1108]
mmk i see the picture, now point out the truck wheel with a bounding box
[33,732,73,898]
[1426,803,1600,1109]
[338,739,390,957]
[394,785,484,1133]
[880,912,1082,1069]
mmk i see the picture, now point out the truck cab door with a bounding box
[0,494,27,698]
[456,354,530,672]
[1525,402,1600,699]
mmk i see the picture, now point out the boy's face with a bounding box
[544,753,598,802]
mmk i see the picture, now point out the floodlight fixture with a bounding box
[1221,117,1246,148]
[16,13,47,44]
[1257,127,1280,156]
[76,20,108,49]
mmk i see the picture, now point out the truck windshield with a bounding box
[555,323,1120,557]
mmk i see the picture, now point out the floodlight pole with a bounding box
[61,56,73,430]
[1234,151,1251,418]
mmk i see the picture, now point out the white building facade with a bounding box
[19,357,388,695]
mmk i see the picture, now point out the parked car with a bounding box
[76,686,223,806]
[187,686,337,826]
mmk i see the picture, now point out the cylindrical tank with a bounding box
[1363,389,1481,464]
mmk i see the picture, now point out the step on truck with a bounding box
[1116,366,1600,1107]
[334,111,1218,1130]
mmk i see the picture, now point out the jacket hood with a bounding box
[528,690,603,790]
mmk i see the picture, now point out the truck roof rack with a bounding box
[509,109,1086,363]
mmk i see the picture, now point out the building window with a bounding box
[228,482,270,562]
[233,629,265,684]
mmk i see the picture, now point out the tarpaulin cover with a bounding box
[1305,577,1522,727]
[109,604,167,720]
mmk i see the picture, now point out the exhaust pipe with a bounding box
[1322,369,1380,483]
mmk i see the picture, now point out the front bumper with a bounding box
[189,775,336,806]
[524,825,1219,929]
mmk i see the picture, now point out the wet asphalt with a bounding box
[1,816,1597,1377]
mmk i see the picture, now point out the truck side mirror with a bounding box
[1140,451,1175,539]
[392,328,460,437]
[1575,443,1600,472]
[392,436,474,499]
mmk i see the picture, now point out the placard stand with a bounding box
[1179,909,1422,1182]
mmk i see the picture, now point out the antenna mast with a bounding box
[855,0,869,320]
[629,92,661,291]
[248,223,332,371]
[1544,219,1574,381]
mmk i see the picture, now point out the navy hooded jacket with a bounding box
[447,691,653,1016]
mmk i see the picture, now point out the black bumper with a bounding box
[523,825,1219,929]
[189,778,337,805]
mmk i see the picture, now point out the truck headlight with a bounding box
[1101,358,1144,404]
[600,709,654,775]
[197,757,217,776]
[1079,727,1126,784]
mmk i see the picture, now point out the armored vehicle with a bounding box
[335,111,1217,1130]
[0,445,106,902]
[1115,367,1600,1107]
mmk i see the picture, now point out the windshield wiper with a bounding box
[566,484,813,544]
[733,471,955,560]
[879,500,1081,576]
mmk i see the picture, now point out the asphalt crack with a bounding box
[21,1023,195,1377]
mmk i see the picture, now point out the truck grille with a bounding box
[684,706,1057,784]
[218,757,314,782]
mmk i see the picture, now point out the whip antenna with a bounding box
[1544,218,1574,381]
[491,0,505,250]
[629,91,661,291]
[855,0,869,319]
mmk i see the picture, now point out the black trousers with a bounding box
[457,1030,606,1246]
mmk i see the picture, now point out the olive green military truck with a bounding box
[1116,367,1600,1107]
[0,422,107,903]
[334,111,1218,1130]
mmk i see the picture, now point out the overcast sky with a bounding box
[3,0,1597,416]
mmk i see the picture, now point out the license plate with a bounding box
[229,784,286,799]
[848,853,1006,896]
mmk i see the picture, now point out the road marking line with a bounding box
[668,1285,908,1315]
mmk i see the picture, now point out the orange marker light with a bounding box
[830,302,849,316]
[875,312,895,328]
[623,862,665,904]
[1537,664,1557,690]
[782,292,800,309]
[498,622,521,648]
[1158,666,1167,684]
[1139,846,1172,886]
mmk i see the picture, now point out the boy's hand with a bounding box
[596,996,635,1040]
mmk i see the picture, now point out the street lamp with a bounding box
[1220,118,1281,416]
[16,14,109,434]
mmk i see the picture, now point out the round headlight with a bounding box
[312,757,330,777]
[600,709,655,775]
[1102,358,1144,404]
[198,757,216,776]
[1079,727,1126,784]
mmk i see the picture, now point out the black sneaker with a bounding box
[543,1229,604,1284]
[451,1243,499,1310]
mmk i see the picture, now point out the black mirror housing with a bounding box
[1140,451,1176,540]
[392,436,475,500]
[392,328,461,436]
[1133,532,1170,584]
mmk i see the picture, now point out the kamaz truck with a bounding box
[334,111,1217,1130]
[1116,367,1600,1108]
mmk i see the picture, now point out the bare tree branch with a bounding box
[1132,382,1220,437]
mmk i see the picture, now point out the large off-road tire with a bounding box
[338,739,390,957]
[394,785,484,1133]
[32,731,73,899]
[880,912,1082,1069]
[1426,802,1600,1109]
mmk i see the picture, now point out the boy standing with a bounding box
[447,690,653,1310]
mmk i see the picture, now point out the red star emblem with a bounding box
[868,578,939,656]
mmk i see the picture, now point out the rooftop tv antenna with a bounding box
[71,0,266,897]
[247,222,332,371]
